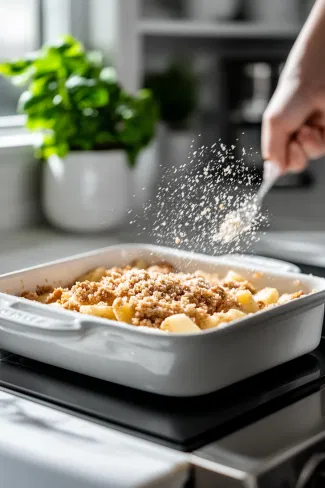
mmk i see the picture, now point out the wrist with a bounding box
[279,68,325,107]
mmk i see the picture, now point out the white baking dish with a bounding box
[0,244,324,397]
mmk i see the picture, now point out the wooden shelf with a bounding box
[139,20,300,40]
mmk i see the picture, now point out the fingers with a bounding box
[262,72,325,173]
[262,109,289,173]
[296,124,325,160]
[287,140,308,173]
[262,78,314,172]
[285,125,325,173]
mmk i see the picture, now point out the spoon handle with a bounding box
[256,161,281,202]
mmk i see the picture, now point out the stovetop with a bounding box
[1,342,325,453]
[1,259,325,454]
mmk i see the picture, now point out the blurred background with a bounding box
[0,0,323,271]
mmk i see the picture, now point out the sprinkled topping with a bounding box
[129,141,269,255]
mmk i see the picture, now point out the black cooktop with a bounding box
[1,344,325,452]
[1,259,325,453]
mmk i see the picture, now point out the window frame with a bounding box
[0,0,89,132]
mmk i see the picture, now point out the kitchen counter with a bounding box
[0,385,188,488]
[255,231,325,267]
[2,226,325,274]
[0,226,148,274]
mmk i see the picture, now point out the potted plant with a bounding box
[0,35,158,232]
[144,61,198,170]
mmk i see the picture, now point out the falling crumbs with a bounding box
[130,140,269,255]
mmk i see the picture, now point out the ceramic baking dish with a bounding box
[0,244,324,397]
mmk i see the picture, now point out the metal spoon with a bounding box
[214,161,281,243]
[256,160,282,207]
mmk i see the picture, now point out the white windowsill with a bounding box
[0,133,38,149]
[0,118,40,149]
[0,115,26,128]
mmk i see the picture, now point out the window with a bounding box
[0,0,107,124]
[0,0,41,117]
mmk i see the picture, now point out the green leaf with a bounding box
[26,107,75,135]
[0,58,32,76]
[30,75,57,95]
[66,76,109,108]
[52,35,84,57]
[33,50,63,77]
[18,91,55,115]
[65,75,94,90]
[41,142,69,159]
[35,132,69,159]
[63,55,88,76]
[100,67,117,84]
[137,88,153,102]
[26,115,55,130]
[115,90,158,148]
[95,131,117,145]
[11,69,36,87]
[56,142,70,158]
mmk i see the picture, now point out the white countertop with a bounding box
[0,388,188,488]
[0,227,132,274]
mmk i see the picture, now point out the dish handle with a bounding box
[0,301,83,337]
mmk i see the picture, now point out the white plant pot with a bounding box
[42,150,131,232]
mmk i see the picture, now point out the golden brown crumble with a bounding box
[59,269,238,327]
[20,260,306,331]
[222,279,257,294]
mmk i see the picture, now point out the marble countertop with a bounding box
[0,386,188,488]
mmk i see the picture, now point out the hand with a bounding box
[262,0,325,173]
[262,77,325,173]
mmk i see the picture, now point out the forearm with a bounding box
[282,0,325,89]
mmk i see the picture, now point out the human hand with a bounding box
[262,76,325,173]
[262,0,325,173]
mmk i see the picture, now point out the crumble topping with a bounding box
[62,269,238,327]
[20,260,307,332]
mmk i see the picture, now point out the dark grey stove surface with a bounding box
[1,342,325,453]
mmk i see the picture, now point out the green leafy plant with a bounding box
[144,61,198,130]
[0,35,158,167]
